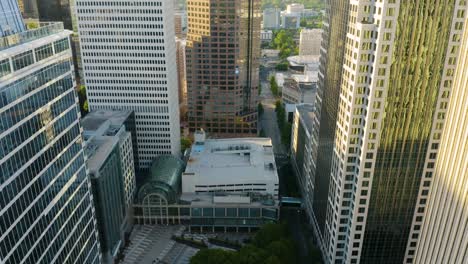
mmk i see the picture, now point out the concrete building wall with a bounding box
[299,28,323,56]
[76,0,181,169]
[412,15,468,264]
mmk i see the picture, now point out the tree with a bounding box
[190,248,236,264]
[83,100,89,112]
[270,76,279,97]
[308,245,323,264]
[258,103,264,116]
[266,239,297,264]
[181,137,193,152]
[252,223,287,247]
[190,223,299,264]
[77,85,88,116]
[275,62,288,71]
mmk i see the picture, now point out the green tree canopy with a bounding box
[181,137,193,152]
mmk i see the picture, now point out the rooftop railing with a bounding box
[0,22,64,51]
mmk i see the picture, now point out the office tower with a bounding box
[307,1,467,263]
[411,20,468,264]
[299,28,322,56]
[174,10,187,38]
[76,0,181,169]
[82,111,137,263]
[186,0,261,137]
[17,0,39,19]
[0,5,100,264]
[176,38,187,115]
[37,0,73,29]
[263,7,280,29]
[0,0,26,36]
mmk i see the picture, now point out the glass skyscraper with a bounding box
[0,0,26,36]
[0,4,101,263]
[306,1,467,263]
[186,0,261,137]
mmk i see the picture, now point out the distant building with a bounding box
[287,54,320,72]
[81,110,138,206]
[133,131,280,232]
[183,131,279,197]
[16,0,39,19]
[282,77,316,106]
[176,38,187,112]
[299,28,322,56]
[37,0,73,29]
[84,130,131,264]
[260,30,273,42]
[281,13,301,29]
[174,10,187,38]
[186,0,261,137]
[261,49,280,58]
[263,7,280,29]
[286,3,304,14]
[280,4,303,29]
[290,104,315,226]
[77,0,181,168]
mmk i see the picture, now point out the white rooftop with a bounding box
[182,137,279,195]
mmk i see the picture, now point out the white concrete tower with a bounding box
[308,0,468,263]
[411,14,468,264]
[75,0,181,169]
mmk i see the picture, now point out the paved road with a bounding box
[259,78,286,155]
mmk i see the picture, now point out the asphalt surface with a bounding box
[258,79,286,155]
[259,65,312,264]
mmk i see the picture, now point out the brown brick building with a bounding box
[186,0,261,137]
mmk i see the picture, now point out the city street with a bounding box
[259,63,318,263]
[259,77,286,155]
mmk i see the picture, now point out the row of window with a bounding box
[77,1,163,7]
[83,51,166,58]
[0,59,71,110]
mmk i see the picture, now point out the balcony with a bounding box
[0,22,64,51]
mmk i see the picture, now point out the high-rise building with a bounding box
[17,0,39,19]
[82,110,137,263]
[37,0,73,30]
[1,0,26,36]
[263,7,280,29]
[306,1,467,263]
[0,5,100,263]
[299,28,322,56]
[186,0,261,137]
[411,18,468,264]
[76,0,181,169]
[176,38,187,114]
[174,10,187,38]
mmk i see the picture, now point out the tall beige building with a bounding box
[176,38,187,114]
[186,0,261,137]
[299,28,322,56]
[412,17,468,264]
[174,11,186,38]
[305,0,467,263]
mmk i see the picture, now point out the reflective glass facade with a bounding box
[311,0,349,237]
[0,0,26,37]
[90,146,125,261]
[186,0,261,137]
[361,1,457,263]
[0,26,100,264]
